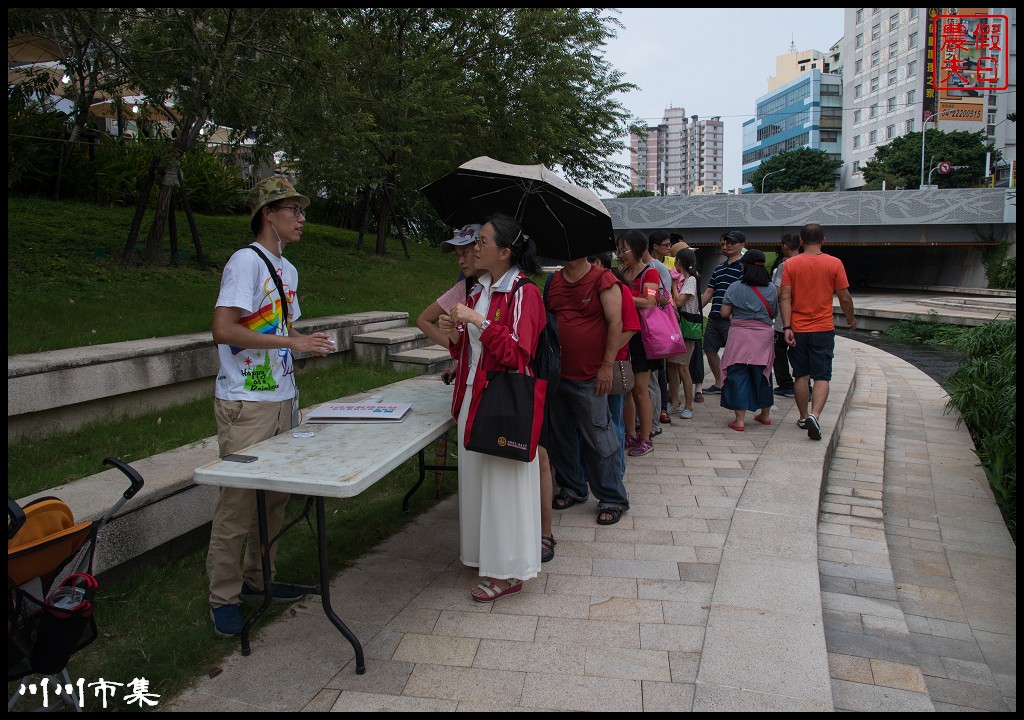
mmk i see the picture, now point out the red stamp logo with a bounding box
[933,12,1009,92]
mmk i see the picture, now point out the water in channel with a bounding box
[837,329,965,392]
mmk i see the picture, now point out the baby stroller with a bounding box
[8,458,144,712]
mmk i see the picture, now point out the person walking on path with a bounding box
[780,223,857,441]
[669,247,700,419]
[207,177,335,637]
[701,231,746,394]
[770,232,800,397]
[719,249,778,431]
[438,213,546,602]
[616,230,661,457]
[546,256,630,526]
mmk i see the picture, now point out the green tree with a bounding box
[863,128,1000,189]
[617,189,655,198]
[283,8,636,255]
[750,148,841,193]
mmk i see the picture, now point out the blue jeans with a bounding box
[550,378,629,509]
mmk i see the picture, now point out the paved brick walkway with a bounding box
[165,338,1015,712]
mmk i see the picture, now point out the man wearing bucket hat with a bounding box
[206,176,336,638]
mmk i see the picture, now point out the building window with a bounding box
[854,109,862,122]
[906,89,916,106]
[908,60,917,77]
[886,124,895,139]
[906,119,915,133]
[855,84,863,99]
[869,129,878,144]
[870,103,879,119]
[853,160,862,173]
[856,32,864,48]
[871,50,880,66]
[888,69,898,86]
[909,32,918,48]
[889,41,899,58]
[870,76,880,92]
[889,12,899,31]
[871,23,881,41]
[887,96,897,112]
[853,134,862,148]
[910,7,919,19]
[855,58,864,73]
[856,8,864,23]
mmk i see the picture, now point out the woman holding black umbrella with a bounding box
[438,213,547,603]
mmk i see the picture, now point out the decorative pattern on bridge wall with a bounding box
[603,188,1014,231]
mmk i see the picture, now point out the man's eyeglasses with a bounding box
[657,241,671,248]
[276,205,306,218]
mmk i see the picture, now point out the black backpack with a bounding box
[512,277,560,392]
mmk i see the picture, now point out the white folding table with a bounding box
[194,374,456,674]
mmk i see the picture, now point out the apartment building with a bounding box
[629,107,725,195]
[741,46,844,191]
[841,7,1016,189]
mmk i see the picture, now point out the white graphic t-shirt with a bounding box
[214,244,301,402]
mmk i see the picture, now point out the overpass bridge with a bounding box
[603,188,1016,289]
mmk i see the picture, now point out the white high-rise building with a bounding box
[630,107,725,195]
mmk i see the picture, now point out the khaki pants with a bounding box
[207,398,292,608]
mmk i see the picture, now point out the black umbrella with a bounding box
[420,156,615,261]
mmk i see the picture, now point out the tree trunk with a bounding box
[168,195,179,266]
[356,186,371,250]
[375,200,389,256]
[121,157,161,266]
[179,168,206,270]
[145,179,175,266]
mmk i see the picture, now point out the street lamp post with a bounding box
[761,167,786,194]
[919,111,936,188]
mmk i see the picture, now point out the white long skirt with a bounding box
[457,386,541,581]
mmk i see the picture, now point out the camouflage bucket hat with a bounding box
[247,176,310,219]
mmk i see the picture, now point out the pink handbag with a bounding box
[639,301,688,360]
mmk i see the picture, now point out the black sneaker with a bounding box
[805,414,821,441]
[796,418,808,429]
[704,385,722,394]
[775,386,795,398]
[240,581,305,603]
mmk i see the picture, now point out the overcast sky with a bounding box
[600,8,845,193]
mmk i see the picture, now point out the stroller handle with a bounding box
[100,458,146,524]
[8,496,27,539]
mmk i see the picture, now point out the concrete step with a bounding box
[351,327,432,365]
[389,345,455,376]
[820,347,935,711]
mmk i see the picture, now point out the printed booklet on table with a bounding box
[304,402,412,423]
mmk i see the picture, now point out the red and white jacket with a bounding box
[448,267,546,422]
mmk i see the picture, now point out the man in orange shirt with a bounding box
[779,223,857,441]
